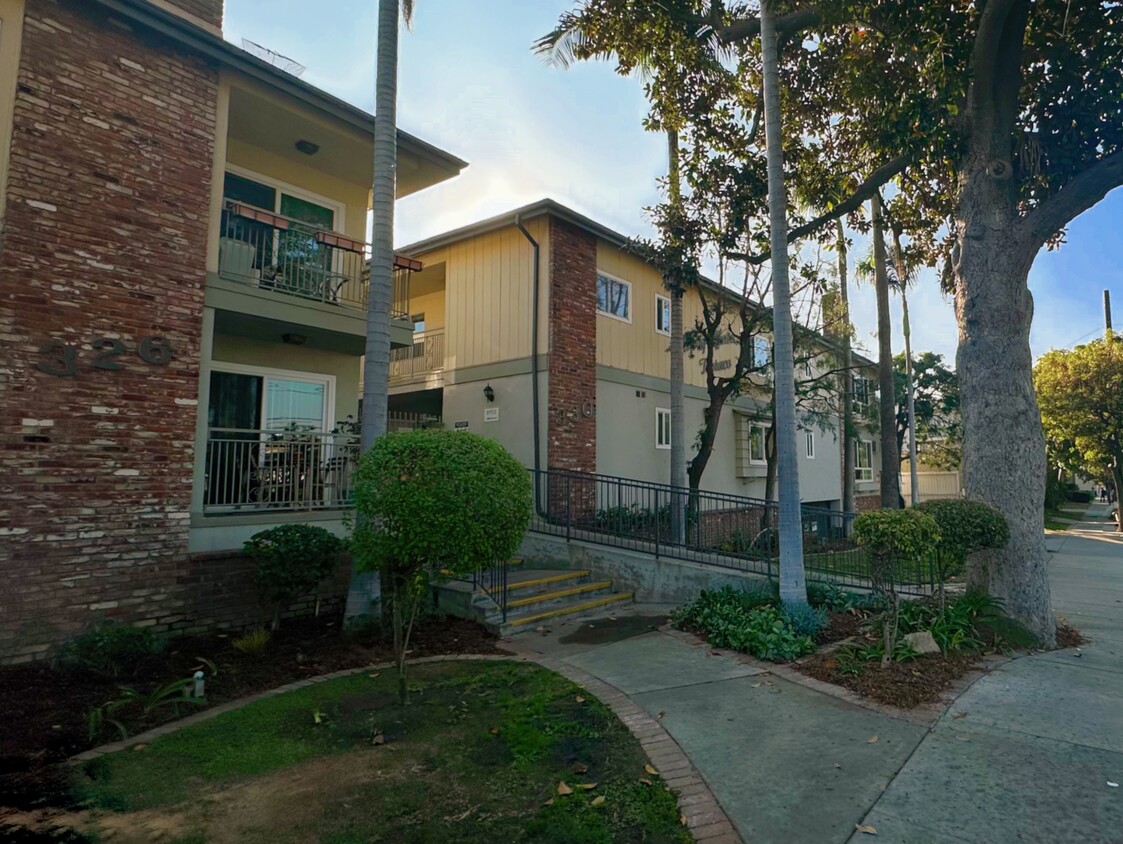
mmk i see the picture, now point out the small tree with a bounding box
[245,524,343,630]
[853,509,941,665]
[916,499,1008,607]
[352,430,532,703]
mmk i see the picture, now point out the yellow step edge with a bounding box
[507,581,613,609]
[507,557,525,566]
[507,571,590,592]
[506,593,634,627]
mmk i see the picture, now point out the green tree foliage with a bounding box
[917,499,1008,601]
[352,430,532,701]
[244,524,343,630]
[853,508,941,663]
[1035,338,1123,531]
[894,352,960,469]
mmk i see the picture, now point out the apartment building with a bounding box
[0,0,464,661]
[392,199,883,509]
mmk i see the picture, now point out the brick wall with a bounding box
[854,494,881,513]
[160,0,223,30]
[547,216,597,473]
[0,0,218,662]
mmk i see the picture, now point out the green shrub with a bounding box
[782,603,827,637]
[806,583,884,613]
[55,622,163,678]
[352,429,532,702]
[232,626,271,655]
[673,588,813,662]
[1067,489,1093,503]
[916,499,1009,573]
[898,591,1034,652]
[244,524,343,629]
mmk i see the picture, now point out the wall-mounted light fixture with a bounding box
[282,333,307,345]
[483,383,495,403]
[295,139,320,156]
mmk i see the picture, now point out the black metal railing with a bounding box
[390,329,446,381]
[528,468,941,595]
[472,560,510,623]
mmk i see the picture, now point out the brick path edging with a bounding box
[69,651,743,844]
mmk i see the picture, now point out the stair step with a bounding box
[504,592,634,628]
[507,580,614,609]
[506,570,590,594]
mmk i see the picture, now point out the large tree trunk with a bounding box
[347,0,400,622]
[955,196,1054,645]
[836,220,856,514]
[871,193,900,509]
[760,0,807,607]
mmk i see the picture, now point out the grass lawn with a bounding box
[60,661,689,844]
[1044,514,1072,531]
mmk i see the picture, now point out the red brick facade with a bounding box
[547,217,597,473]
[0,0,218,662]
[163,0,223,29]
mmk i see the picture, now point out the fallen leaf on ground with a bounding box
[867,736,878,744]
[833,763,841,769]
[488,727,499,735]
[855,823,878,835]
[1108,782,1120,788]
[644,764,658,775]
[639,778,653,786]
[575,695,586,704]
[544,798,554,806]
[591,795,606,807]
[372,733,385,746]
[680,814,688,826]
[572,762,588,774]
[557,782,573,796]
[576,783,598,790]
[368,672,380,679]
[657,711,667,719]
[952,712,968,719]
[448,807,475,822]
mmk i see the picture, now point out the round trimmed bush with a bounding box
[352,429,532,578]
[244,523,344,627]
[916,498,1009,570]
[853,508,942,562]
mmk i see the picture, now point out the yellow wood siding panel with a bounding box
[412,217,548,372]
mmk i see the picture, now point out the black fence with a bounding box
[528,469,942,595]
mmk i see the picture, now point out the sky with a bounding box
[223,0,1122,367]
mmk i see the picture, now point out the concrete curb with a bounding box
[69,650,743,844]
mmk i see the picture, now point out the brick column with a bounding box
[0,0,218,662]
[547,217,597,522]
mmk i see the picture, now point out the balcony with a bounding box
[390,329,446,383]
[217,200,411,317]
[202,413,443,515]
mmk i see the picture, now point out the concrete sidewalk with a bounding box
[507,504,1123,843]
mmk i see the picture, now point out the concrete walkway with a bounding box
[507,504,1123,843]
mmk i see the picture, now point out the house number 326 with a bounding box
[35,336,174,377]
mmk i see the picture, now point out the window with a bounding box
[804,360,814,378]
[805,430,815,459]
[852,376,872,412]
[655,408,672,449]
[597,273,631,321]
[208,365,333,433]
[855,440,873,481]
[655,294,671,335]
[752,336,771,370]
[748,423,767,464]
[411,312,426,333]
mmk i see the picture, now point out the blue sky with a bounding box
[223,0,1122,366]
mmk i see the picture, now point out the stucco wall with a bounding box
[442,370,547,470]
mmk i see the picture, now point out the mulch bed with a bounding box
[799,650,980,709]
[1056,622,1086,649]
[0,613,504,814]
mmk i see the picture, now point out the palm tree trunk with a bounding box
[871,193,900,509]
[836,220,855,515]
[668,130,687,543]
[346,0,400,622]
[759,0,807,608]
[901,288,919,506]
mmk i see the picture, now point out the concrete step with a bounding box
[500,591,635,630]
[505,569,591,597]
[506,579,615,611]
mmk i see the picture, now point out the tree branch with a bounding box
[728,153,914,264]
[1019,151,1123,249]
[710,7,822,44]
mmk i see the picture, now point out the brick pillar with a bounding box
[159,0,224,31]
[547,217,597,522]
[0,0,218,662]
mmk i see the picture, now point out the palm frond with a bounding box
[533,13,594,68]
[401,0,415,30]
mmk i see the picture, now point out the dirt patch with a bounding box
[799,650,979,708]
[0,614,504,813]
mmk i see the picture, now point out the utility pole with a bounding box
[1106,289,1113,339]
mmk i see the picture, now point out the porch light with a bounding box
[483,384,495,403]
[295,139,320,156]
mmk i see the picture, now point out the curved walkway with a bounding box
[507,504,1123,843]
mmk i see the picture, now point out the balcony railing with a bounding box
[203,413,443,515]
[390,329,446,381]
[218,201,411,317]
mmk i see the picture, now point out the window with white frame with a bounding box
[655,294,671,335]
[804,359,814,378]
[208,364,334,433]
[655,407,672,449]
[855,439,873,481]
[752,336,771,370]
[852,376,872,412]
[597,272,631,321]
[748,423,767,464]
[805,430,815,459]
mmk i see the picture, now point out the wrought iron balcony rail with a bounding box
[390,329,445,381]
